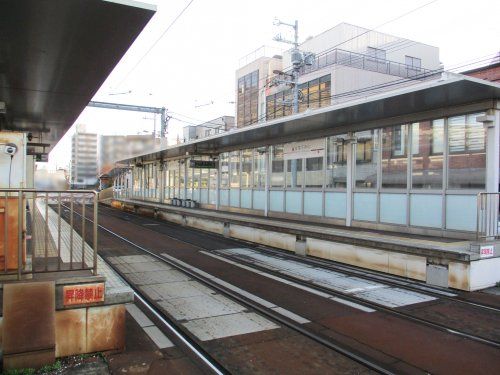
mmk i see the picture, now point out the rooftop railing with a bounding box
[0,189,98,280]
[298,48,439,79]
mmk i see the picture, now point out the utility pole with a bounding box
[273,19,315,114]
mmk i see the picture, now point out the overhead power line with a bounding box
[116,0,196,88]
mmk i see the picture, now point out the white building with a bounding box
[236,22,441,127]
[71,126,98,188]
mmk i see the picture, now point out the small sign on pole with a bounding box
[479,245,495,258]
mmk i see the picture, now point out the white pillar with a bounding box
[345,132,356,227]
[264,146,269,216]
[479,110,499,193]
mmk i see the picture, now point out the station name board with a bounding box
[189,160,218,169]
[283,138,325,160]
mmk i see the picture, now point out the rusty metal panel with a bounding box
[86,305,126,353]
[55,309,86,358]
[3,281,55,370]
[0,196,26,271]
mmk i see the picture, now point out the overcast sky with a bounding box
[48,0,500,170]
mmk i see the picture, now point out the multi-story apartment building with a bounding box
[70,126,98,188]
[236,22,441,127]
[99,134,161,176]
[182,116,235,142]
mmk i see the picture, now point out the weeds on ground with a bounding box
[2,354,105,374]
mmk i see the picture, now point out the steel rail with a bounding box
[59,204,227,375]
[98,203,500,314]
[66,203,396,375]
[94,204,500,349]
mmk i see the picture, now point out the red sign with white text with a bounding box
[63,283,105,306]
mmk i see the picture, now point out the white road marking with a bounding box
[202,251,374,313]
[126,303,174,349]
[160,253,311,324]
[216,248,437,308]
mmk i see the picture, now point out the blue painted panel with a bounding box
[253,190,266,210]
[410,194,442,228]
[304,192,322,216]
[220,189,229,206]
[286,191,302,214]
[230,189,240,207]
[270,191,284,212]
[179,190,185,199]
[241,190,252,209]
[186,189,192,200]
[192,189,200,201]
[446,195,477,231]
[200,189,208,204]
[325,192,346,219]
[209,190,216,205]
[353,193,377,222]
[380,194,407,225]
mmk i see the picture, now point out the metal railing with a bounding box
[0,189,98,280]
[299,48,439,79]
[476,192,500,240]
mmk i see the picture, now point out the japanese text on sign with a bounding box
[63,283,105,306]
[480,245,494,258]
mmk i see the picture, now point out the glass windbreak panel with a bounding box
[305,157,323,188]
[271,145,285,187]
[241,149,253,188]
[355,130,378,188]
[411,120,443,189]
[192,167,200,189]
[448,113,485,189]
[327,135,347,188]
[220,153,229,188]
[179,162,186,189]
[200,168,208,189]
[209,168,217,190]
[253,150,266,188]
[230,151,240,188]
[382,125,408,188]
[286,159,303,188]
[186,165,193,190]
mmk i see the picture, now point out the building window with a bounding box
[355,130,379,188]
[367,47,386,60]
[405,55,421,69]
[266,75,331,120]
[382,125,408,189]
[411,120,443,189]
[271,145,285,187]
[326,135,347,188]
[237,70,259,127]
[448,113,485,189]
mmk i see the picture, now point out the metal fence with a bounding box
[0,189,98,280]
[476,192,500,240]
[299,48,439,80]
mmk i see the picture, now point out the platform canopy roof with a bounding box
[0,0,156,152]
[126,74,500,164]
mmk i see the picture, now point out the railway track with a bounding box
[61,202,397,374]
[62,203,500,373]
[94,204,500,348]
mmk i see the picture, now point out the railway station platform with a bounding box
[110,197,500,292]
[0,194,133,370]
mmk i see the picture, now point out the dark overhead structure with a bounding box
[0,0,156,151]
